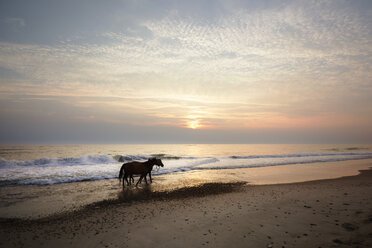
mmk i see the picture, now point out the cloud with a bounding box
[0,0,371,143]
[4,17,25,28]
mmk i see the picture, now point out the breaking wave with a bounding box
[1,152,372,186]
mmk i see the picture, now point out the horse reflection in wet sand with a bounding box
[118,158,164,187]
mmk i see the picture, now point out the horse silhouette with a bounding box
[118,158,164,187]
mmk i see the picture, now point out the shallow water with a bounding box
[1,158,371,219]
[1,144,372,186]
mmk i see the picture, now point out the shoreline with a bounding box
[1,166,372,247]
[1,167,371,223]
[1,158,372,219]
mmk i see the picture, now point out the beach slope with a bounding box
[1,169,372,248]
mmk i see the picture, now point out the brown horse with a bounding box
[118,158,164,187]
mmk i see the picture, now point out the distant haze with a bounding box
[0,0,371,144]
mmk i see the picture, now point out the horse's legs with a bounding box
[127,174,131,185]
[149,172,152,183]
[131,175,134,184]
[122,173,126,187]
[124,173,130,186]
[136,176,143,187]
[138,174,148,184]
[144,174,148,185]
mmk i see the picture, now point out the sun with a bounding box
[188,120,202,129]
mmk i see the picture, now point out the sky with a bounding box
[0,0,371,144]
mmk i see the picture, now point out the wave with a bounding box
[1,152,372,186]
[2,152,371,169]
[113,155,150,162]
[0,155,117,168]
[324,147,369,152]
[195,157,369,170]
[228,152,372,159]
[114,154,190,162]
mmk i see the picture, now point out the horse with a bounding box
[119,158,164,187]
[118,157,164,187]
[133,158,163,185]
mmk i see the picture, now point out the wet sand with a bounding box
[1,164,372,247]
[1,159,371,219]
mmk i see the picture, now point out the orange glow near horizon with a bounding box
[187,120,203,129]
[1,1,371,144]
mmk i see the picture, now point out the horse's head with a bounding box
[148,157,164,167]
[156,158,164,167]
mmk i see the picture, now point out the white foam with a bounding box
[0,155,117,168]
[1,152,372,186]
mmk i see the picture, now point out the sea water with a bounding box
[1,144,372,186]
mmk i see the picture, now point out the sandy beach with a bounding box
[1,163,372,247]
[1,0,372,246]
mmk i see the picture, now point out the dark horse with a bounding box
[118,158,164,187]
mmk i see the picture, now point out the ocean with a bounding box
[1,144,372,186]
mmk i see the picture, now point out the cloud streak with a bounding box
[0,0,371,143]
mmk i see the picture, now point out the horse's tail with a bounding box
[119,164,125,182]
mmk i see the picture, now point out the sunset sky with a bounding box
[0,0,371,144]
